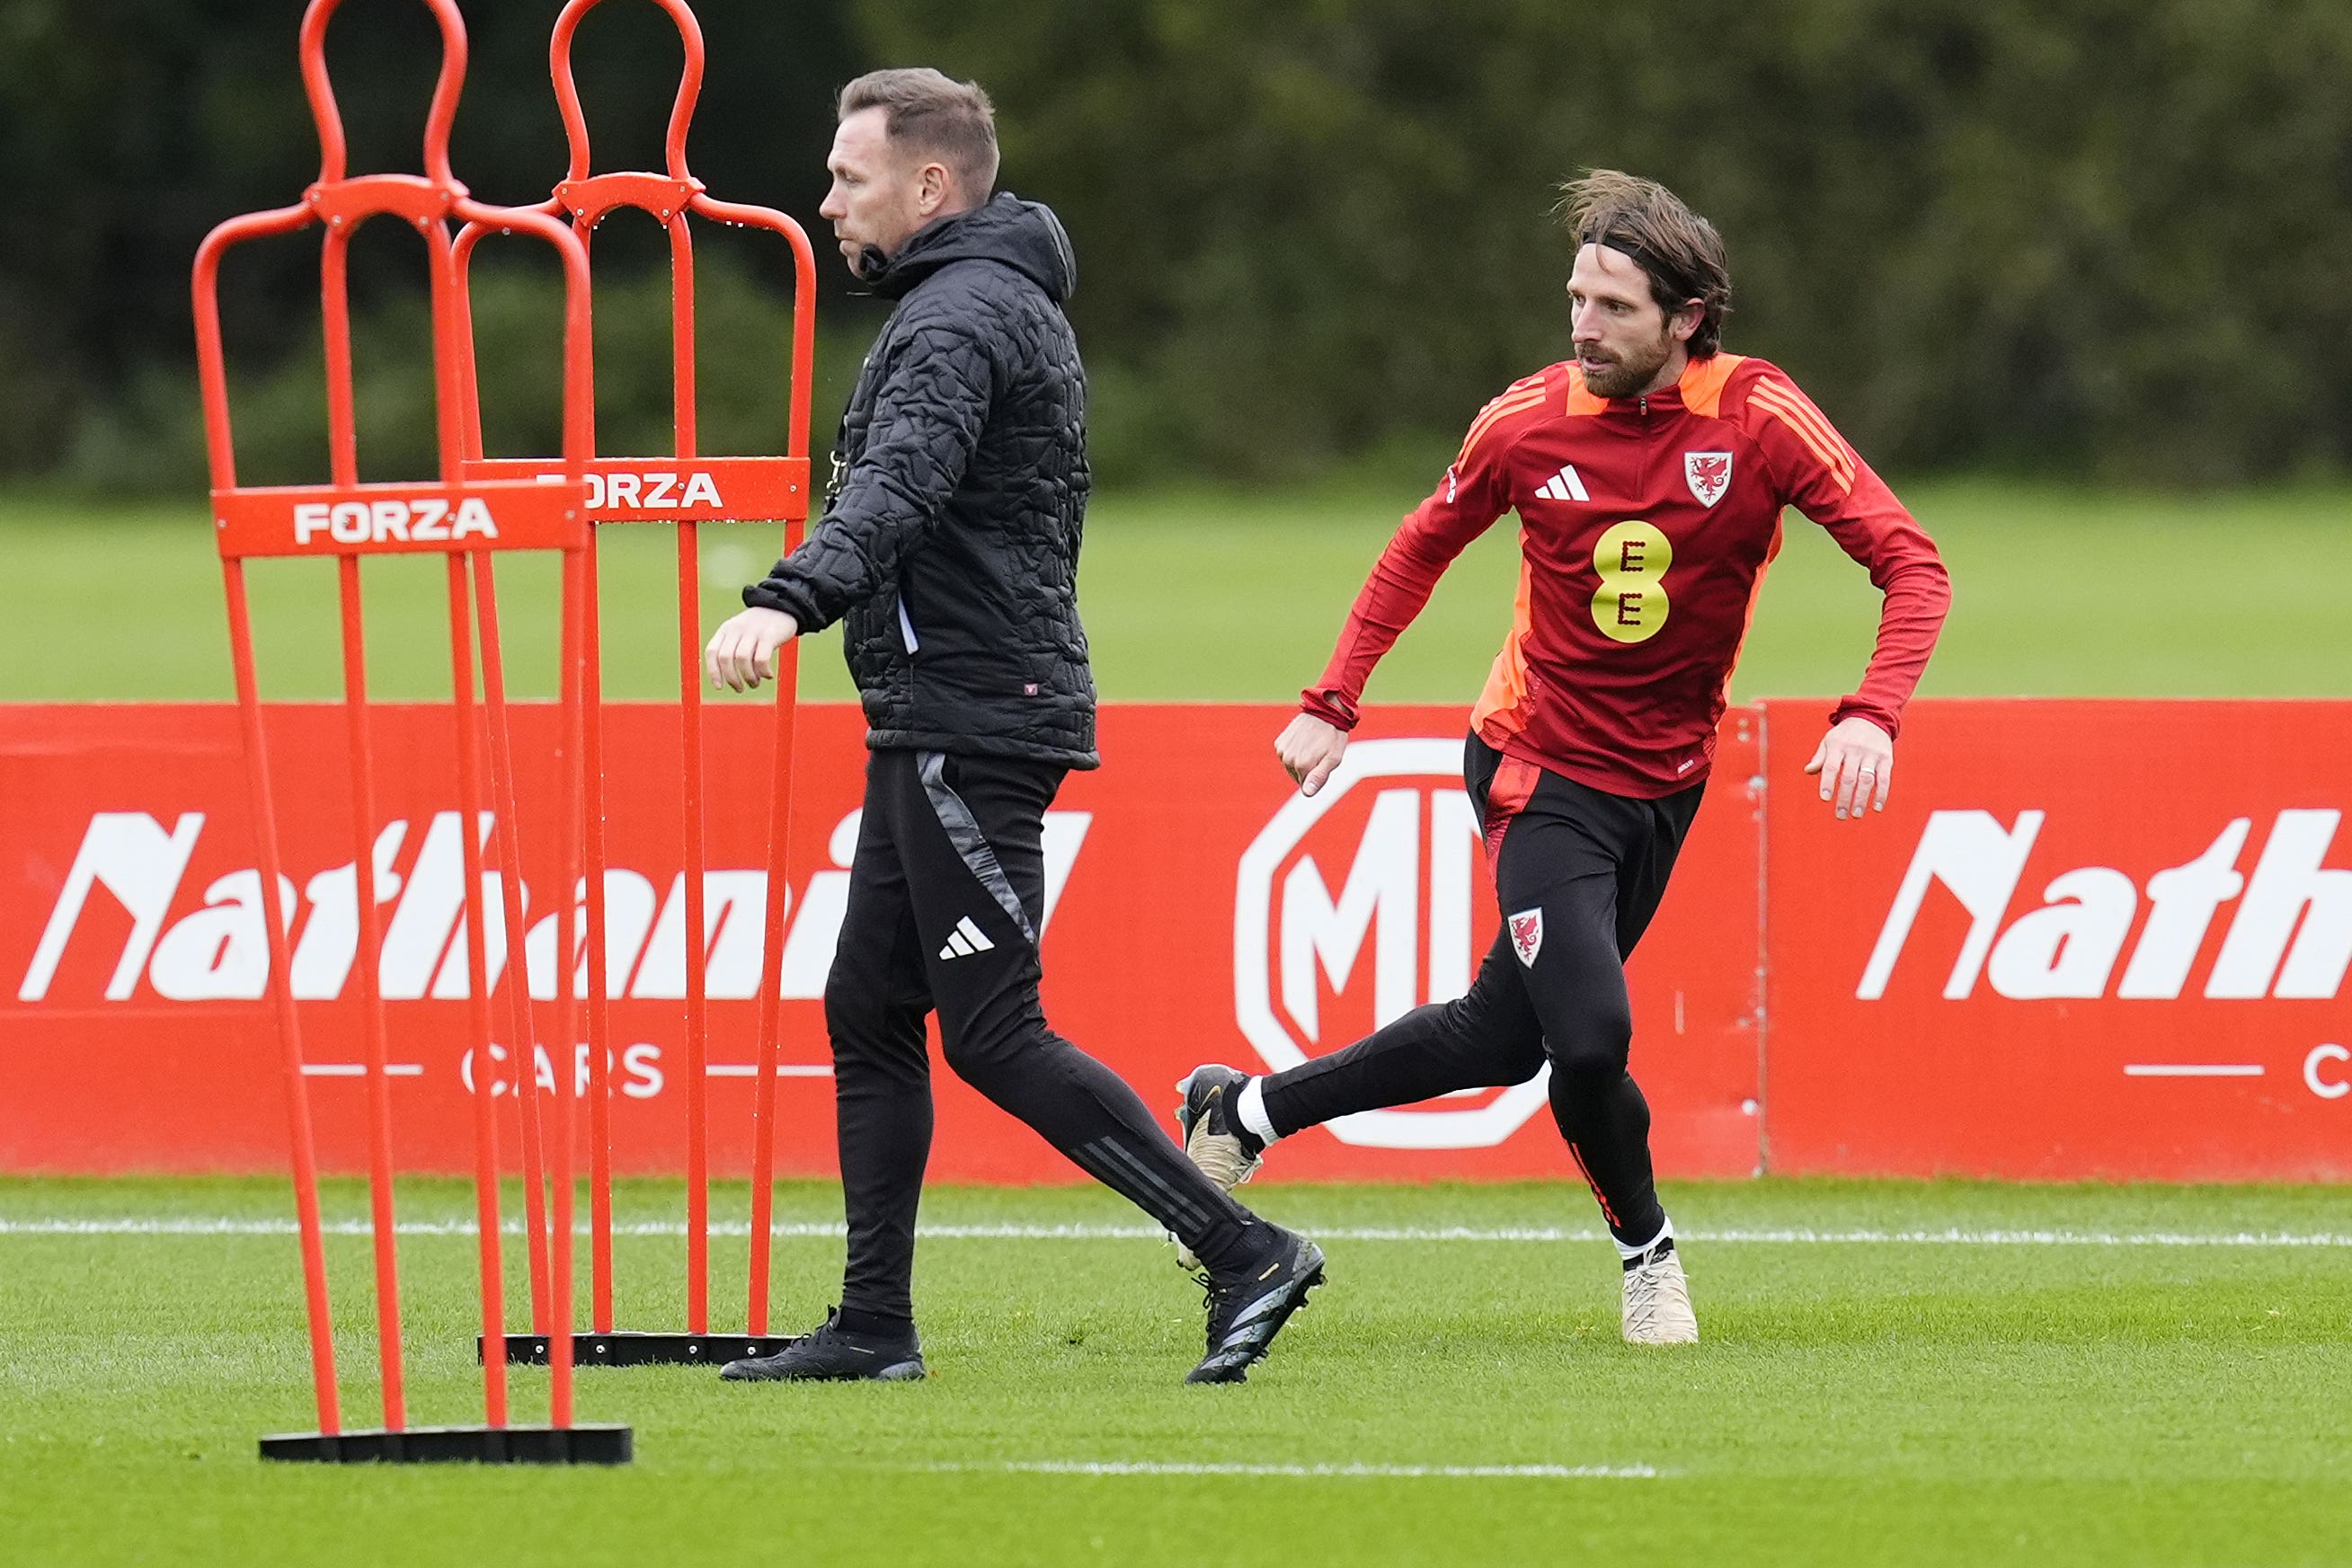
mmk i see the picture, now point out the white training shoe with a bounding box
[1171,1066,1267,1270]
[1177,1066,1265,1195]
[1620,1245,1699,1345]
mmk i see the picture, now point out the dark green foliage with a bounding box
[856,0,2352,483]
[62,248,877,492]
[0,0,862,490]
[6,0,2352,489]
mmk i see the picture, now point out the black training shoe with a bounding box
[718,1308,926,1383]
[1185,1227,1326,1385]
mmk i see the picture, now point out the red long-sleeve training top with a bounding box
[1301,352,1952,798]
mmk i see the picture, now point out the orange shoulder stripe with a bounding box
[1753,408,1854,492]
[1756,407,1855,492]
[1753,385,1847,463]
[1751,382,1856,490]
[1751,376,1850,460]
[1750,376,1850,459]
[1458,386,1548,461]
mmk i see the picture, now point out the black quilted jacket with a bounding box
[745,193,1097,768]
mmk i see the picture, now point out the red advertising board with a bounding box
[0,702,1760,1183]
[5,698,2345,1183]
[1759,699,2352,1180]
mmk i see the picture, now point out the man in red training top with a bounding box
[1174,171,1951,1344]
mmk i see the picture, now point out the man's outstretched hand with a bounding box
[706,606,801,692]
[1274,712,1350,797]
[1803,715,1895,821]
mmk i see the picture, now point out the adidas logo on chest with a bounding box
[1532,464,1588,504]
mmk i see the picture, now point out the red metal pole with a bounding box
[551,543,588,1427]
[545,157,616,1342]
[194,63,342,1437]
[541,185,598,1430]
[667,209,710,1335]
[746,630,799,1335]
[475,557,555,1336]
[441,213,554,1342]
[448,225,489,474]
[336,557,406,1431]
[581,527,615,1334]
[423,198,514,1428]
[194,177,349,1441]
[449,176,595,1422]
[448,210,574,1349]
[319,207,407,1432]
[447,554,509,1430]
[222,559,342,1437]
[699,188,816,1336]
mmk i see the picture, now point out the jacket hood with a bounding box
[869,191,1077,304]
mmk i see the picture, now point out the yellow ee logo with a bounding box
[1590,521,1673,643]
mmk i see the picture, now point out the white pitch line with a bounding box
[704,1065,834,1078]
[297,1065,830,1080]
[929,1460,1660,1480]
[2124,1064,2265,1078]
[4,1218,2352,1247]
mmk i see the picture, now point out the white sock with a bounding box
[1236,1076,1279,1145]
[1613,1215,1673,1262]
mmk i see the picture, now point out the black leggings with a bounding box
[1261,733,1702,1246]
[825,748,1264,1325]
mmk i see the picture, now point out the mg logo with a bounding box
[1233,738,1551,1149]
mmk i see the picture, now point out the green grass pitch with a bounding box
[4,481,2350,1562]
[3,478,2349,703]
[4,1177,2349,1565]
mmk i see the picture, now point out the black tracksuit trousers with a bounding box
[826,748,1264,1326]
[1261,733,1703,1248]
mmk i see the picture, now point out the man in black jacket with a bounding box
[706,68,1322,1386]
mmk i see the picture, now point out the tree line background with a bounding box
[4,0,2350,493]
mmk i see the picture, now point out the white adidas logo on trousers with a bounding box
[938,916,997,961]
[1534,465,1588,502]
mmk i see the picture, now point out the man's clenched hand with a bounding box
[1274,713,1350,797]
[1803,715,1895,821]
[706,606,801,692]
